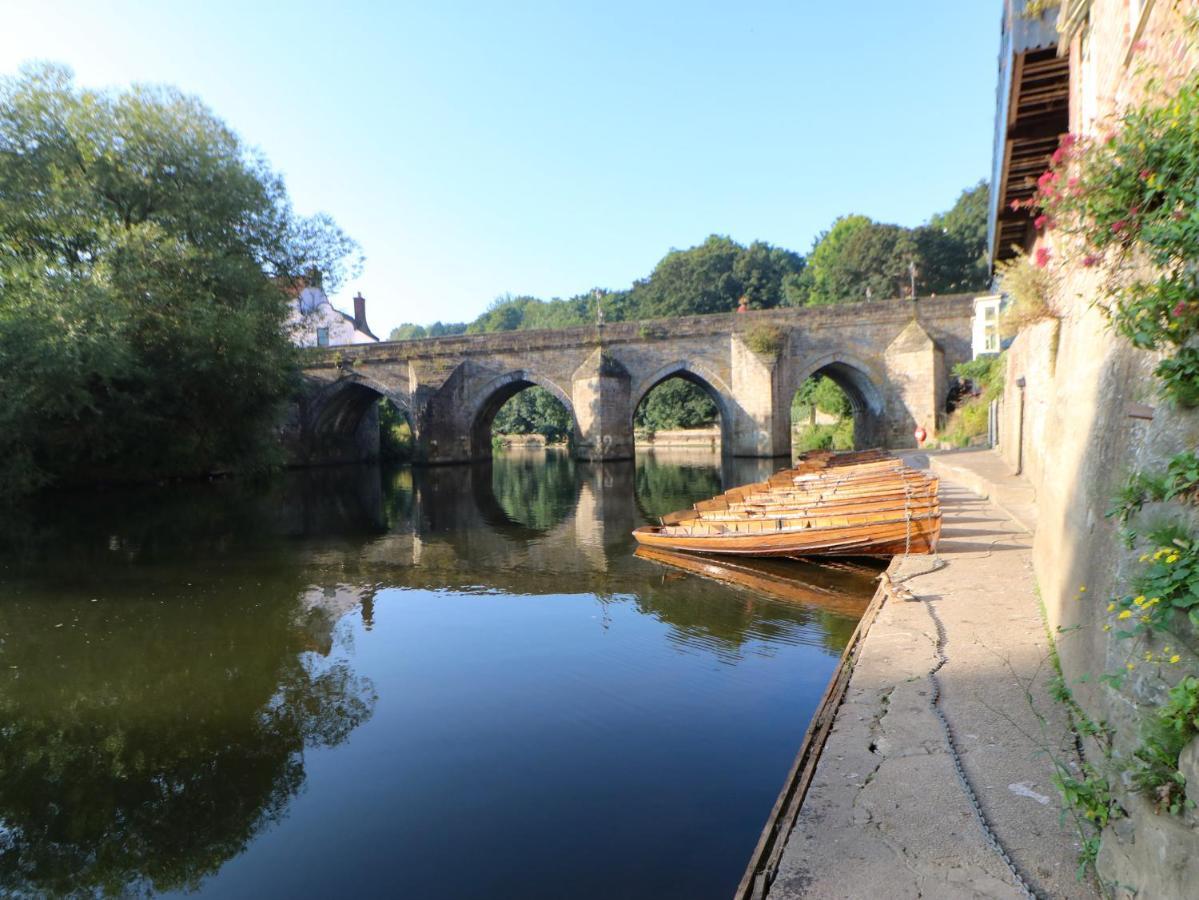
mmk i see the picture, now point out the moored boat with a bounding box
[634,450,941,558]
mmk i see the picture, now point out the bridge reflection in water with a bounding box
[0,450,875,900]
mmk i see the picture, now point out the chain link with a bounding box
[891,470,1039,899]
[920,594,1040,899]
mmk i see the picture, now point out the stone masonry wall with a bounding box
[1002,2,1199,893]
[296,295,975,466]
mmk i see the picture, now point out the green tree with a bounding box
[0,64,360,497]
[800,215,874,305]
[629,235,803,317]
[928,180,989,283]
[389,321,467,341]
[800,198,989,307]
[491,386,573,442]
[634,379,719,431]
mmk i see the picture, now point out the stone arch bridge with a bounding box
[289,295,975,465]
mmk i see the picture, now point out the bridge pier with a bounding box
[292,297,976,468]
[572,348,635,462]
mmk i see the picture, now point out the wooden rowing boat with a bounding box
[634,449,941,558]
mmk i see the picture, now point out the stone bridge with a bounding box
[289,294,975,465]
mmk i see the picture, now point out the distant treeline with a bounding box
[405,183,989,439]
[390,182,989,343]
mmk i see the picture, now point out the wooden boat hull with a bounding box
[633,512,941,558]
[640,449,942,558]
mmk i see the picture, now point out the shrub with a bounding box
[1130,676,1199,815]
[996,252,1056,338]
[794,419,853,452]
[743,323,786,357]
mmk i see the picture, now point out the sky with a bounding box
[2,1,1001,335]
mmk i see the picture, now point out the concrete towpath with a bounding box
[763,450,1097,900]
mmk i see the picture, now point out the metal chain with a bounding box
[892,473,1038,897]
[920,595,1040,899]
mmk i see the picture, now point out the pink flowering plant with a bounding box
[1025,79,1199,405]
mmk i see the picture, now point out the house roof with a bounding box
[335,308,380,341]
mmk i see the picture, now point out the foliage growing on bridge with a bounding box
[0,64,360,496]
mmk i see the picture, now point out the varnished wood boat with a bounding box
[635,449,941,558]
[633,511,940,557]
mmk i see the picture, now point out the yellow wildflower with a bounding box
[1127,662,1136,671]
[1145,651,1154,661]
[1119,610,1133,619]
[1107,602,1116,612]
[1171,655,1182,664]
[1104,624,1112,632]
[1167,554,1180,564]
[1140,553,1150,562]
[1079,585,1087,593]
[1134,596,1145,607]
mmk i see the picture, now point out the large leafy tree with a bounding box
[928,180,989,280]
[634,379,719,432]
[629,235,804,317]
[797,198,989,306]
[0,64,359,496]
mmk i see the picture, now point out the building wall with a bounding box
[970,295,1002,357]
[288,286,377,348]
[1001,2,1199,893]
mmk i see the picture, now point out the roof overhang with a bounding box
[987,0,1071,268]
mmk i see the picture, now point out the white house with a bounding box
[971,294,1002,357]
[288,285,379,347]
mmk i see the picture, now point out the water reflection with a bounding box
[0,450,874,899]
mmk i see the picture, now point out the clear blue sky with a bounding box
[2,1,1001,334]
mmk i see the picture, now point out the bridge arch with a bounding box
[305,375,415,463]
[788,352,886,450]
[631,360,736,455]
[466,370,580,461]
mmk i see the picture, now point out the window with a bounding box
[984,305,997,321]
[316,327,330,347]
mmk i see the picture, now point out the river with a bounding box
[0,450,876,899]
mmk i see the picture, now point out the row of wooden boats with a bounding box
[631,449,941,558]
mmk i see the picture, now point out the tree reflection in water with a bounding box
[0,486,377,898]
[0,452,871,898]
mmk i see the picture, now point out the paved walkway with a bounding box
[765,451,1096,900]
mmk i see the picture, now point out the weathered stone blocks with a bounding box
[291,295,975,466]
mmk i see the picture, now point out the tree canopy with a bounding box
[0,64,360,497]
[395,185,989,345]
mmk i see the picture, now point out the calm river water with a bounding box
[0,450,875,899]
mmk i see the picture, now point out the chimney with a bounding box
[353,293,369,333]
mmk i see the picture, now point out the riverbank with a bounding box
[753,449,1095,899]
